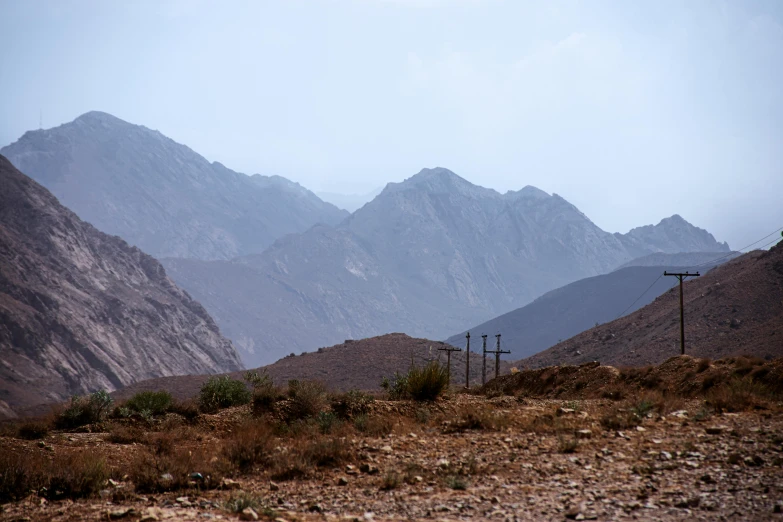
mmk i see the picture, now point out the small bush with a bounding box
[286,380,327,421]
[448,406,509,432]
[445,475,468,490]
[315,411,340,434]
[0,452,44,502]
[331,390,374,419]
[169,399,200,422]
[16,421,50,440]
[46,452,108,500]
[106,423,146,445]
[222,491,263,513]
[131,446,227,493]
[301,437,351,468]
[222,421,274,473]
[353,414,394,437]
[55,391,113,429]
[198,377,251,413]
[557,436,579,454]
[124,391,173,416]
[706,378,770,413]
[382,361,449,402]
[380,471,401,490]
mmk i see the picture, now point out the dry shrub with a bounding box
[46,452,108,500]
[286,380,327,421]
[0,451,45,502]
[0,450,107,502]
[222,421,274,472]
[168,400,200,422]
[270,435,351,481]
[447,406,509,433]
[130,446,227,493]
[16,421,50,440]
[380,471,401,490]
[557,436,579,454]
[354,414,394,437]
[706,378,770,413]
[331,390,375,419]
[105,423,146,445]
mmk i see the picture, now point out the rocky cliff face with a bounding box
[0,112,348,260]
[164,168,730,367]
[0,155,243,418]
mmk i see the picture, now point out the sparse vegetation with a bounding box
[16,421,50,440]
[222,491,264,513]
[198,376,252,413]
[380,471,401,490]
[222,421,274,472]
[123,390,174,417]
[382,361,449,401]
[286,380,327,421]
[55,391,113,429]
[331,390,375,419]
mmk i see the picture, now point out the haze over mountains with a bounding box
[0,155,243,419]
[1,112,348,261]
[444,254,733,360]
[164,168,729,367]
[1,112,731,369]
[522,242,783,369]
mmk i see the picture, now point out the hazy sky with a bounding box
[1,0,782,250]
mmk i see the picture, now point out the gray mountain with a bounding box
[614,251,740,270]
[163,168,729,367]
[0,112,348,260]
[316,187,384,212]
[443,256,733,361]
[0,155,243,419]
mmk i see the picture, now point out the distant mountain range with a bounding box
[0,155,243,419]
[164,167,730,367]
[520,242,783,368]
[444,253,733,360]
[0,112,348,260]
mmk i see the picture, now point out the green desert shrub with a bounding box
[198,376,251,413]
[55,391,113,429]
[382,361,449,402]
[124,390,174,417]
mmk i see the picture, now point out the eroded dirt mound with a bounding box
[484,355,783,400]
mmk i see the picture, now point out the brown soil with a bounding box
[2,357,782,521]
[521,242,783,369]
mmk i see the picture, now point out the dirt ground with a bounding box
[2,391,782,522]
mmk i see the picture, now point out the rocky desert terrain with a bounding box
[2,355,781,521]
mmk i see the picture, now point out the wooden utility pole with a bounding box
[485,334,510,380]
[664,271,700,355]
[464,332,471,389]
[481,335,488,385]
[438,344,461,386]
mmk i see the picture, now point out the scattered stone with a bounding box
[338,476,349,486]
[705,426,729,435]
[270,481,280,491]
[240,508,259,521]
[576,429,592,439]
[107,508,135,519]
[436,458,450,469]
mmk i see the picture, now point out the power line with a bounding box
[612,226,782,322]
[614,273,663,320]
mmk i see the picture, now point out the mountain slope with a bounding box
[164,167,729,367]
[444,256,732,360]
[519,242,783,368]
[0,112,348,260]
[0,155,243,419]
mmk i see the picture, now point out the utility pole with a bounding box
[485,334,510,380]
[438,344,461,386]
[481,335,488,386]
[664,271,700,355]
[464,332,471,389]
